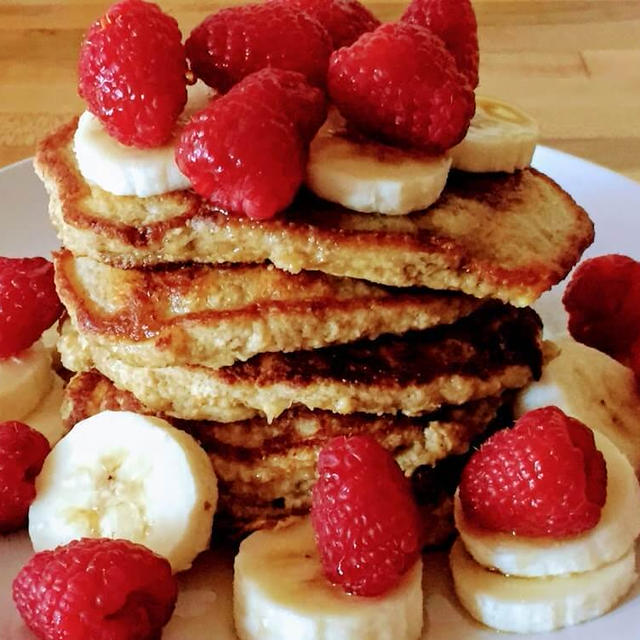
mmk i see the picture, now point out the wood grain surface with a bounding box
[1,0,639,181]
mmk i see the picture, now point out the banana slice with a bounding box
[306,109,451,215]
[29,410,218,573]
[40,325,61,371]
[449,96,538,173]
[40,325,58,355]
[455,431,640,577]
[0,340,53,422]
[234,517,423,640]
[23,374,67,445]
[73,82,215,197]
[516,337,640,473]
[450,538,637,633]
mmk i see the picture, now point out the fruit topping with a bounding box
[327,22,475,153]
[516,337,640,474]
[455,430,640,577]
[459,406,607,538]
[271,0,380,48]
[563,254,640,360]
[450,538,637,634]
[311,435,421,597]
[0,340,53,423]
[231,67,328,142]
[29,411,218,573]
[185,3,332,92]
[449,96,539,173]
[0,421,50,533]
[176,68,327,220]
[306,108,452,215]
[78,0,187,148]
[13,537,178,640]
[402,0,479,88]
[0,257,62,359]
[233,518,424,640]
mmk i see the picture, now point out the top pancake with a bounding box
[36,120,594,306]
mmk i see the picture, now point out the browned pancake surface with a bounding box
[54,248,483,368]
[216,302,542,388]
[37,120,594,305]
[58,303,542,421]
[63,370,509,542]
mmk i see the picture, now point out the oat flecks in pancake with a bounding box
[58,303,542,422]
[54,248,484,369]
[63,370,509,542]
[36,119,593,306]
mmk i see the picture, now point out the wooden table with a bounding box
[1,0,639,181]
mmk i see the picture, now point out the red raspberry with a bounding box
[271,0,380,48]
[13,538,178,640]
[459,407,607,538]
[0,421,50,533]
[0,257,62,358]
[176,68,326,220]
[78,0,187,148]
[327,22,475,153]
[402,0,479,88]
[562,254,640,359]
[231,67,328,142]
[311,435,422,597]
[186,3,332,92]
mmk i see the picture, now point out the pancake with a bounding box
[54,249,483,369]
[63,370,512,542]
[37,120,593,306]
[58,302,542,422]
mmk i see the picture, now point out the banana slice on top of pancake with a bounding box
[449,96,539,173]
[306,108,451,216]
[73,82,215,198]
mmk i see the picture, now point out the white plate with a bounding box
[1,149,639,639]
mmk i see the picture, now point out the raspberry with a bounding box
[271,0,380,48]
[176,69,327,221]
[78,0,187,148]
[311,435,422,596]
[459,407,607,538]
[186,4,332,92]
[327,22,475,153]
[402,0,479,88]
[0,421,50,533]
[231,68,328,142]
[562,254,640,359]
[13,538,177,640]
[0,257,62,358]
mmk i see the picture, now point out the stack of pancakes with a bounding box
[35,119,594,543]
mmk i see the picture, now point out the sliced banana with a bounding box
[0,340,53,422]
[40,324,59,356]
[73,82,215,197]
[234,517,423,640]
[455,431,640,577]
[23,374,67,445]
[29,410,218,573]
[450,538,637,634]
[306,109,451,215]
[516,337,640,473]
[449,96,538,173]
[40,324,62,371]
